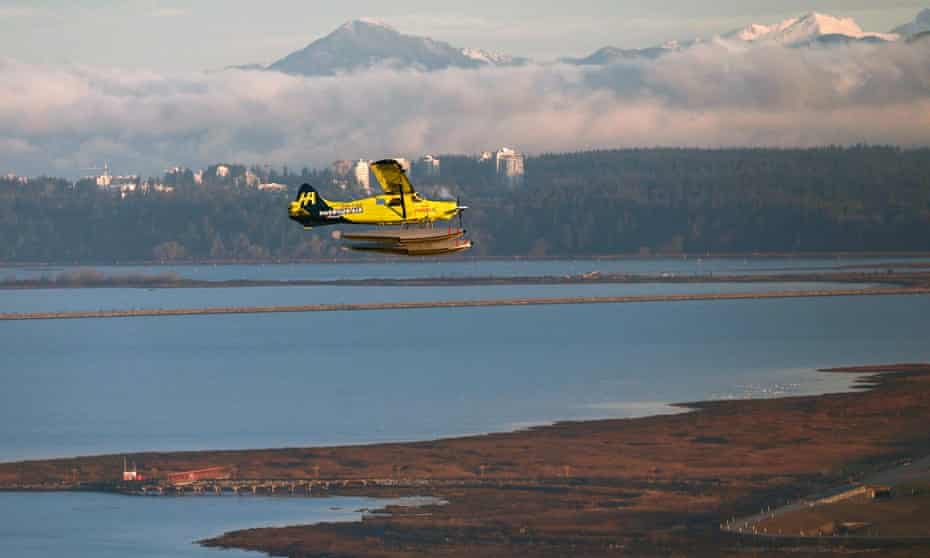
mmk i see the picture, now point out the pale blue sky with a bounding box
[0,1,926,70]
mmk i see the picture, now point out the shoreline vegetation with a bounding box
[2,364,930,557]
[5,148,930,261]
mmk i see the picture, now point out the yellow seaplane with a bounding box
[288,159,471,256]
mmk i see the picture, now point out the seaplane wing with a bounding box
[370,159,415,195]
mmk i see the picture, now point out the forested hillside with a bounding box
[2,147,929,263]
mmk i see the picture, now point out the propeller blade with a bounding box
[457,197,464,229]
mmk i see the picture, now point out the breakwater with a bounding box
[2,286,928,321]
[2,270,927,290]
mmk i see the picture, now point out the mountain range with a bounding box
[565,11,927,65]
[240,10,930,76]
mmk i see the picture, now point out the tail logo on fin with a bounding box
[296,191,317,207]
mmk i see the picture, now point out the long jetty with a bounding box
[105,477,452,497]
[2,286,929,321]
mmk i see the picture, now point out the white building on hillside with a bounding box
[94,163,112,188]
[353,159,371,191]
[495,147,525,185]
[419,155,441,176]
[92,163,139,193]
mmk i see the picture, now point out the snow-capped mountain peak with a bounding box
[724,12,898,45]
[727,18,799,42]
[338,17,396,33]
[266,18,526,77]
[461,48,524,66]
[353,17,391,27]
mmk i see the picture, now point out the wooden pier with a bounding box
[123,477,436,496]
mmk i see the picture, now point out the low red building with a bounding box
[122,457,143,482]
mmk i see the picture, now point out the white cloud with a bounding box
[1,40,929,177]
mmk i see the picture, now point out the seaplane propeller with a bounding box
[456,196,469,230]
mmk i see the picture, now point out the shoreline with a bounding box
[3,364,930,556]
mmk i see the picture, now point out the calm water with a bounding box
[2,289,928,462]
[0,492,417,558]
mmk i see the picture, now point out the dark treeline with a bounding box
[2,146,930,263]
[483,147,930,255]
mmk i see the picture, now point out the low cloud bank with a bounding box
[2,40,929,176]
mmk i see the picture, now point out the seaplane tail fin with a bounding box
[293,184,330,212]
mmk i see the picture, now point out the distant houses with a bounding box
[61,146,526,201]
[87,163,172,198]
